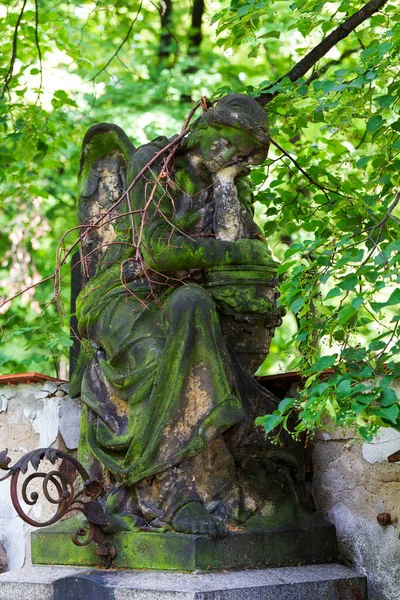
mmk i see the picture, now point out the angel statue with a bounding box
[70,94,307,539]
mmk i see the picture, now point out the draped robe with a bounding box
[76,136,278,488]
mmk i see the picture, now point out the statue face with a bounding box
[198,126,269,174]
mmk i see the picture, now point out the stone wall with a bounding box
[1,378,400,599]
[0,381,80,572]
[312,423,400,600]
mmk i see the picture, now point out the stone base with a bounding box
[31,514,337,571]
[0,564,368,600]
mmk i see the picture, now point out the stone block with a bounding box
[0,564,368,600]
[31,514,337,571]
[42,382,58,395]
[0,546,6,574]
[58,396,81,450]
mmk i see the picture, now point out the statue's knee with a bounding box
[166,285,213,320]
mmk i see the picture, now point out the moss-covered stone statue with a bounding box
[66,95,330,558]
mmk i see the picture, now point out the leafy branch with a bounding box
[258,0,390,105]
[90,2,143,81]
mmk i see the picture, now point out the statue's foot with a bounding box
[172,501,228,537]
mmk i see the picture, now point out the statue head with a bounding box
[182,94,270,174]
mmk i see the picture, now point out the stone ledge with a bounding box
[31,515,337,571]
[0,564,368,600]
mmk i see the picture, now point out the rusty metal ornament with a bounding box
[377,512,394,526]
[387,449,400,463]
[0,448,116,564]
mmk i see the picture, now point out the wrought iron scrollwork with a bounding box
[0,447,116,564]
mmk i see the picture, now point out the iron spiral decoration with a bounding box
[0,447,116,563]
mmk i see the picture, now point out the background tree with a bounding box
[0,0,399,439]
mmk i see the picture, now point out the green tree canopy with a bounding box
[1,0,399,440]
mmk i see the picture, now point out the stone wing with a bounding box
[78,123,136,283]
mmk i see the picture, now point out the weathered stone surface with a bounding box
[69,96,316,546]
[0,395,8,413]
[312,390,400,600]
[362,428,400,464]
[31,514,337,570]
[0,382,66,571]
[42,382,58,395]
[0,566,83,600]
[34,390,50,400]
[58,396,81,450]
[0,546,7,573]
[0,564,367,600]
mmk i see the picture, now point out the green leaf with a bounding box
[352,295,363,310]
[237,4,252,17]
[380,387,398,407]
[372,404,399,425]
[324,287,342,301]
[278,397,296,413]
[258,30,280,39]
[372,288,400,311]
[337,305,357,325]
[256,413,285,433]
[248,44,260,58]
[377,95,396,109]
[277,260,297,275]
[290,297,304,313]
[356,156,372,169]
[359,426,374,442]
[366,115,384,133]
[312,355,336,372]
[336,379,351,398]
[339,276,358,291]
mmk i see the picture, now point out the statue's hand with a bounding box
[213,164,249,184]
[230,238,273,266]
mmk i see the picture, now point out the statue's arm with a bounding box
[128,144,274,273]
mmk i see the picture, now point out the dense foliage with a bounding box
[1,0,399,439]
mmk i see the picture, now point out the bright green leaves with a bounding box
[257,372,400,441]
[255,396,296,436]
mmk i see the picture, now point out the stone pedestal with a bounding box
[31,514,337,571]
[0,564,368,600]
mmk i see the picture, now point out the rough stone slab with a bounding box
[58,395,81,449]
[0,566,84,600]
[32,514,338,571]
[0,564,368,600]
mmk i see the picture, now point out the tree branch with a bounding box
[270,138,342,199]
[34,0,43,97]
[90,2,143,81]
[188,0,204,53]
[0,0,28,100]
[158,0,175,59]
[258,0,390,105]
